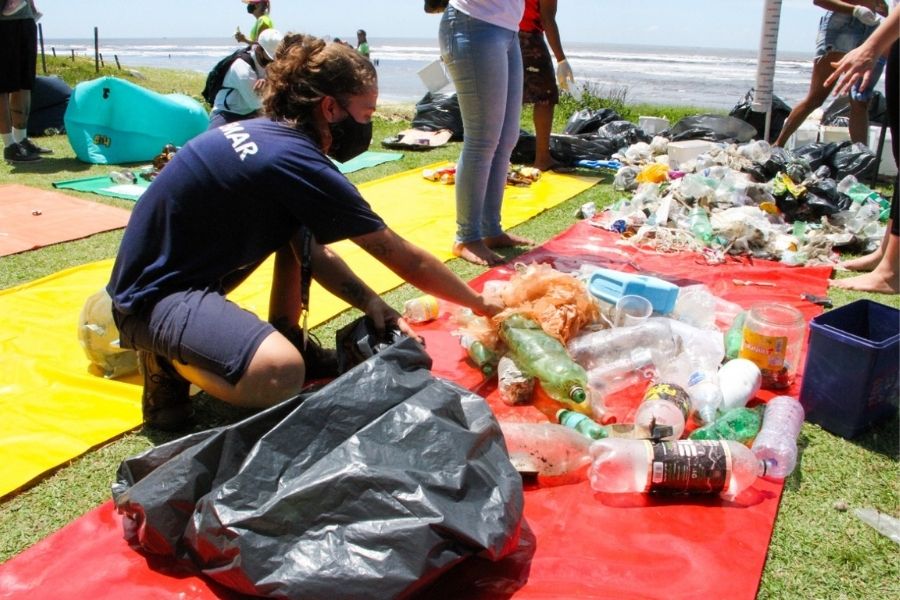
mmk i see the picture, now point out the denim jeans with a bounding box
[440,6,523,243]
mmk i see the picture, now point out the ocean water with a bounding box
[43,36,816,111]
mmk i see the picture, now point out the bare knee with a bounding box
[233,332,306,408]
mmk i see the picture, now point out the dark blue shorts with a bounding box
[114,289,275,385]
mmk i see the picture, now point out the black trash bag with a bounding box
[759,146,792,179]
[667,114,758,143]
[596,120,651,145]
[803,178,845,216]
[729,88,792,142]
[549,133,623,165]
[510,129,536,164]
[792,142,840,171]
[335,314,406,374]
[830,141,878,180]
[112,338,525,599]
[29,75,72,136]
[411,92,464,140]
[563,107,621,135]
[821,91,888,127]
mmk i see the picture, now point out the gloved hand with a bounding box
[852,5,880,26]
[556,59,575,92]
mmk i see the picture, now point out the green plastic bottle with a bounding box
[689,406,762,445]
[500,313,589,408]
[725,310,747,360]
[459,334,499,376]
[558,409,609,440]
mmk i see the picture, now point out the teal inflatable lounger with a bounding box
[65,77,208,164]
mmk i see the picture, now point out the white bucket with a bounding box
[417,59,450,94]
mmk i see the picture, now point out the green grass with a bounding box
[1,60,898,600]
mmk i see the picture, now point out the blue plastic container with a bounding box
[588,267,680,314]
[799,300,899,439]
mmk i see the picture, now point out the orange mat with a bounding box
[0,222,833,600]
[0,184,130,256]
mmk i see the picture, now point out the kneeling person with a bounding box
[108,34,501,430]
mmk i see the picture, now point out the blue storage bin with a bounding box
[799,299,899,439]
[588,267,680,314]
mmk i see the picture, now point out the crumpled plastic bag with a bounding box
[77,287,137,378]
[494,262,599,343]
[112,338,524,599]
[550,133,623,164]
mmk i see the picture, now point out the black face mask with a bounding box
[246,3,256,13]
[327,111,372,163]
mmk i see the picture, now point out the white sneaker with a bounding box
[1,0,27,16]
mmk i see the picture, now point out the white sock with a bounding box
[12,128,26,143]
[1,132,14,147]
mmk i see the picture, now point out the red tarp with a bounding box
[0,184,131,256]
[0,222,831,599]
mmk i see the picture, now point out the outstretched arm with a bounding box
[825,9,899,95]
[351,227,503,317]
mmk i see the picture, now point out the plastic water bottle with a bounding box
[500,421,592,486]
[500,314,590,410]
[403,294,440,323]
[751,395,804,479]
[558,409,609,440]
[566,318,681,371]
[585,347,657,396]
[588,438,766,500]
[633,382,692,440]
[459,334,498,376]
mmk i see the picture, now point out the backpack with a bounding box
[201,48,254,107]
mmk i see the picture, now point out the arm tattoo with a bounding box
[360,239,392,259]
[339,279,368,306]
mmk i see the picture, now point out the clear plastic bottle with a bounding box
[724,310,747,360]
[500,314,590,410]
[585,347,657,396]
[500,421,592,486]
[751,395,804,479]
[588,438,766,500]
[738,303,805,389]
[403,294,440,323]
[633,382,692,440]
[566,318,681,371]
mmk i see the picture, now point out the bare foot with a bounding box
[483,232,535,249]
[453,240,504,266]
[830,272,900,294]
[532,159,574,173]
[838,250,884,272]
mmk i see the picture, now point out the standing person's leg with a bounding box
[832,40,899,293]
[0,19,39,162]
[440,7,509,266]
[519,30,560,171]
[483,31,533,250]
[774,52,842,146]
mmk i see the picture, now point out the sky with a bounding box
[34,0,825,54]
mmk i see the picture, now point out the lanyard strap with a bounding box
[299,227,313,349]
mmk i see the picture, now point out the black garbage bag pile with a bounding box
[112,339,524,599]
[411,92,465,140]
[728,88,792,142]
[666,114,758,144]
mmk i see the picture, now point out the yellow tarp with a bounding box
[0,164,598,497]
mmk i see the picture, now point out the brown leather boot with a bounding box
[137,351,193,431]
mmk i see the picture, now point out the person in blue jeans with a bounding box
[774,0,888,147]
[439,0,534,266]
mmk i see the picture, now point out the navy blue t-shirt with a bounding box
[108,118,386,315]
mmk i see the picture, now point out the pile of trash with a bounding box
[427,261,806,497]
[555,108,891,267]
